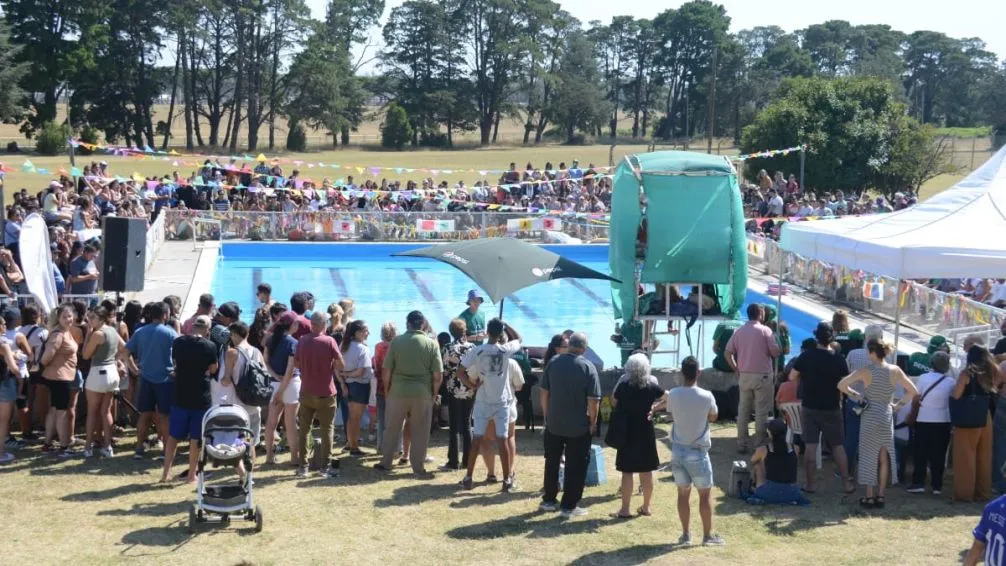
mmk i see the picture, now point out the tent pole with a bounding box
[499,297,504,320]
[893,279,903,358]
[776,244,784,320]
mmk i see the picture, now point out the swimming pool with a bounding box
[210,243,816,368]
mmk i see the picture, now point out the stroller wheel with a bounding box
[221,514,230,527]
[187,505,198,534]
[254,506,263,533]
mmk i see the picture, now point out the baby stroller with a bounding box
[188,404,263,533]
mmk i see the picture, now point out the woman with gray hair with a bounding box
[907,351,956,495]
[610,353,666,518]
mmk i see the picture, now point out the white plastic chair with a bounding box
[779,402,822,469]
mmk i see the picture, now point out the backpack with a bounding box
[728,461,753,499]
[234,348,273,407]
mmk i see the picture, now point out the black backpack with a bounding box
[234,348,273,407]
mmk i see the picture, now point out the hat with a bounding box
[928,335,948,354]
[466,289,484,305]
[847,328,864,342]
[761,304,777,322]
[49,181,62,189]
[192,315,211,329]
[217,302,241,321]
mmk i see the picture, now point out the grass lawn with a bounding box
[2,421,980,565]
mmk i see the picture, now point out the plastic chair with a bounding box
[779,402,822,469]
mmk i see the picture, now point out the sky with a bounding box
[305,0,1006,74]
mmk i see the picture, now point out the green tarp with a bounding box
[609,150,748,323]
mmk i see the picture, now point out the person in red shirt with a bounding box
[294,311,344,478]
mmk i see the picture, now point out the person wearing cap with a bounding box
[122,301,178,460]
[209,302,241,378]
[375,310,442,476]
[68,245,99,304]
[458,290,487,346]
[182,294,215,336]
[162,315,218,483]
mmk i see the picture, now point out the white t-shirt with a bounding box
[3,329,27,378]
[507,358,525,408]
[19,324,48,371]
[915,370,956,423]
[343,341,374,385]
[461,340,521,406]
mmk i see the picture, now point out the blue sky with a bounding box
[305,0,1006,74]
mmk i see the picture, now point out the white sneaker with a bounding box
[424,455,435,463]
[0,452,14,464]
[83,448,93,458]
[933,489,943,496]
[560,506,588,518]
[100,446,114,458]
[539,501,559,512]
[295,466,309,478]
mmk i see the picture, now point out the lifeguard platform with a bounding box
[608,151,748,367]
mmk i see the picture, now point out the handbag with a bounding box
[906,374,949,426]
[604,405,628,450]
[949,373,990,429]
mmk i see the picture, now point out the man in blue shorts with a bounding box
[667,356,725,547]
[966,488,1006,565]
[161,315,218,483]
[122,302,178,460]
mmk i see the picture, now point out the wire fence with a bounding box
[747,234,1005,348]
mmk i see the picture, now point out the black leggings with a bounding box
[515,386,535,430]
[912,422,951,490]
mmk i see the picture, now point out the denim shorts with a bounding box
[347,381,371,405]
[0,377,18,403]
[671,445,714,489]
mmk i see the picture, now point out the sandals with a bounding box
[874,496,886,509]
[858,497,876,508]
[637,507,652,517]
[609,512,633,519]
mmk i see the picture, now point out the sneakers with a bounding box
[323,466,340,479]
[703,534,726,547]
[459,476,474,490]
[906,485,926,494]
[133,448,145,460]
[485,474,499,484]
[0,452,14,464]
[57,448,75,458]
[933,489,943,496]
[295,466,309,478]
[6,436,24,450]
[83,448,93,458]
[677,533,693,547]
[100,446,114,458]
[539,501,559,512]
[502,478,517,493]
[560,506,588,518]
[424,455,435,464]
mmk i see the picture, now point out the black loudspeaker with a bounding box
[101,217,147,292]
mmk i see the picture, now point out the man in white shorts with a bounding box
[458,318,522,493]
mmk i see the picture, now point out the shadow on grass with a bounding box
[568,543,680,566]
[99,500,191,517]
[118,523,195,557]
[61,481,166,502]
[446,494,617,540]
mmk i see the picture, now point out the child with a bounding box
[747,418,809,506]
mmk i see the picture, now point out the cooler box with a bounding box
[586,444,607,486]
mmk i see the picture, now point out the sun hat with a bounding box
[466,289,484,305]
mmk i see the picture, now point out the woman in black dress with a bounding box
[612,353,667,518]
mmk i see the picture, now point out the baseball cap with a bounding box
[192,315,211,329]
[466,289,484,305]
[2,308,20,327]
[928,335,948,354]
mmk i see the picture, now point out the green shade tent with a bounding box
[608,151,748,323]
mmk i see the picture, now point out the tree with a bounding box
[0,20,29,123]
[800,20,854,76]
[381,102,413,149]
[741,76,914,191]
[622,18,660,138]
[546,31,608,143]
[873,121,958,197]
[284,33,364,148]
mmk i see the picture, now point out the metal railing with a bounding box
[747,234,1006,346]
[163,210,610,243]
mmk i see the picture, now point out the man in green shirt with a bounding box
[376,310,443,476]
[711,320,742,372]
[458,289,487,345]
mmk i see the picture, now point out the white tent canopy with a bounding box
[780,144,1006,280]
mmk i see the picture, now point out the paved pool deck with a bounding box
[137,241,929,365]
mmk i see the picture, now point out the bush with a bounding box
[381,103,413,150]
[286,124,307,152]
[419,130,449,148]
[36,121,71,156]
[77,124,100,155]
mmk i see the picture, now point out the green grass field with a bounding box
[1,422,980,565]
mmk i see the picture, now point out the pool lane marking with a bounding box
[405,268,450,320]
[252,268,263,310]
[503,294,543,325]
[567,279,611,309]
[328,268,350,298]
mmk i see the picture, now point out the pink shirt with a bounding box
[724,320,781,375]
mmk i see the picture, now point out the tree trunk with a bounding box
[566,121,575,144]
[162,33,182,150]
[180,28,194,150]
[228,9,246,154]
[492,111,501,143]
[341,126,349,146]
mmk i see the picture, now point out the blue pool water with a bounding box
[211,243,816,368]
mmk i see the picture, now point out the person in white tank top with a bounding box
[216,322,264,455]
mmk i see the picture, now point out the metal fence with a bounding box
[163,210,610,243]
[747,234,1006,347]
